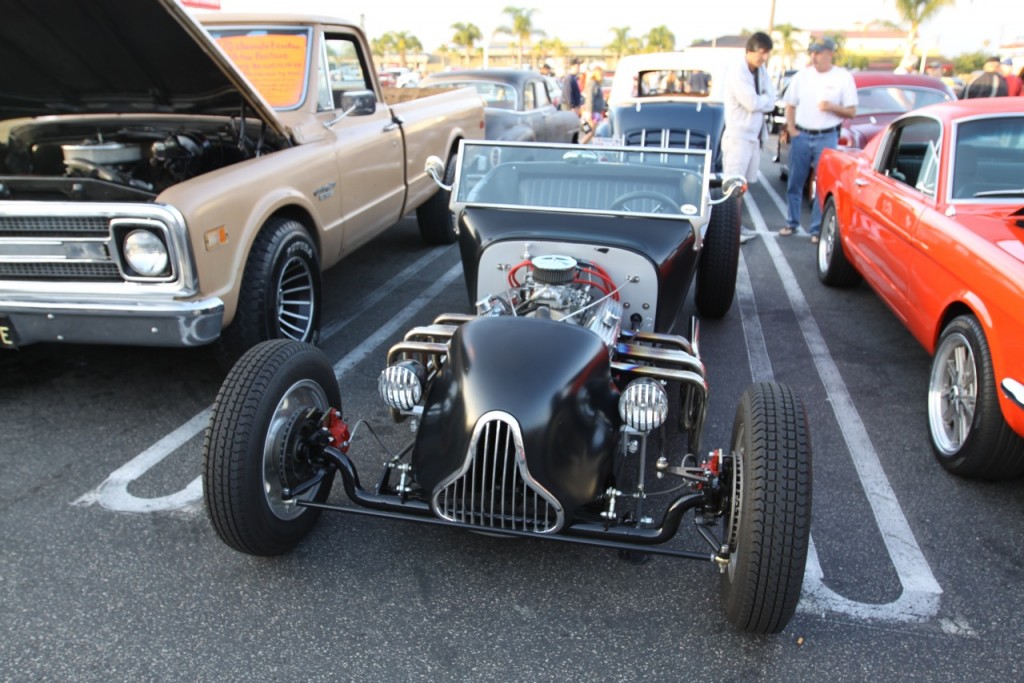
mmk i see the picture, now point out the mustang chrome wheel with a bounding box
[928,330,978,456]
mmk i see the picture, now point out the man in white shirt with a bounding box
[780,37,857,243]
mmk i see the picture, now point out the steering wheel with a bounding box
[610,190,680,213]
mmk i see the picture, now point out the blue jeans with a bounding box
[786,129,838,235]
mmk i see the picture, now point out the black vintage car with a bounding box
[422,69,581,144]
[202,141,812,634]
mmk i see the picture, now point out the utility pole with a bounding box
[768,0,776,33]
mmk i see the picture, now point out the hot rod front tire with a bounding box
[928,315,1024,480]
[416,153,458,245]
[721,383,811,634]
[695,189,741,319]
[203,340,341,556]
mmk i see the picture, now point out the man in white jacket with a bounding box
[722,32,776,242]
[722,32,776,185]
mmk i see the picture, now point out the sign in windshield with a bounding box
[209,27,311,110]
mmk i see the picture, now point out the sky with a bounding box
[211,0,1023,58]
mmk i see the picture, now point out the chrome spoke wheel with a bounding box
[276,256,316,341]
[818,209,836,273]
[929,331,978,455]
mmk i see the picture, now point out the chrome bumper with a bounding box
[0,296,224,348]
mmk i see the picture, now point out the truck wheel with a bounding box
[416,153,457,245]
[217,217,321,365]
[721,382,811,634]
[928,315,1024,479]
[694,188,741,319]
[203,340,341,555]
[817,198,861,287]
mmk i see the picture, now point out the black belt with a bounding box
[796,125,840,135]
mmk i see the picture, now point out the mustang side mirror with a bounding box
[425,156,451,191]
[709,175,748,205]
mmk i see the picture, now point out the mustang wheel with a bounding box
[721,382,811,634]
[203,340,341,555]
[928,315,1024,479]
[695,188,741,319]
[817,198,861,287]
[217,218,321,365]
[416,153,458,244]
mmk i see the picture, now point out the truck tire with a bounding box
[416,153,458,245]
[217,217,321,366]
[203,340,341,556]
[721,382,811,634]
[694,188,741,319]
[817,198,861,287]
[928,315,1024,480]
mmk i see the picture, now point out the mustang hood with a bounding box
[0,0,287,136]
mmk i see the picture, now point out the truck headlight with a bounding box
[618,378,668,431]
[123,230,169,277]
[379,360,426,411]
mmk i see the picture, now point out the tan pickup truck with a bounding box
[0,0,484,357]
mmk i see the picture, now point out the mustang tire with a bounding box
[928,315,1024,479]
[721,382,811,634]
[817,198,861,287]
[695,188,741,319]
[217,217,321,365]
[203,340,341,555]
[416,152,458,244]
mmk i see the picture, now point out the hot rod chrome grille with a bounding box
[432,411,564,534]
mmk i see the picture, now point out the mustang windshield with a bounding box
[454,141,710,220]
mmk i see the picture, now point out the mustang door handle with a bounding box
[854,179,869,187]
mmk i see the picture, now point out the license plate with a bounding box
[0,317,19,349]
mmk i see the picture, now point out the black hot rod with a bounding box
[202,141,811,634]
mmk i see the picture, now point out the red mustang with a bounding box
[815,98,1024,480]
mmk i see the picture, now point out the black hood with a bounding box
[0,0,285,132]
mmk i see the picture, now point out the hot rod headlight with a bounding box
[378,360,426,411]
[619,378,668,431]
[123,229,170,277]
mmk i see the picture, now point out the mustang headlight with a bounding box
[378,360,426,411]
[123,229,169,277]
[618,378,669,431]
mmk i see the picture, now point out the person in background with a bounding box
[561,59,583,114]
[1001,59,1022,96]
[779,37,857,245]
[964,57,1008,98]
[722,32,776,243]
[540,63,553,77]
[585,65,605,125]
[894,55,918,74]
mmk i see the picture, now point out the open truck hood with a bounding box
[0,0,289,139]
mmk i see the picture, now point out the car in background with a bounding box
[768,69,797,134]
[777,71,955,185]
[815,98,1024,480]
[422,69,581,143]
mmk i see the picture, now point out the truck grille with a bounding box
[432,412,564,534]
[0,261,121,281]
[0,215,110,238]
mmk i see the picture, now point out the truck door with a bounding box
[319,32,406,255]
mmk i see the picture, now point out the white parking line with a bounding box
[73,256,461,514]
[742,190,946,625]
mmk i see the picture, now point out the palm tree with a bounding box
[894,0,955,67]
[606,27,632,62]
[644,25,675,52]
[451,22,482,67]
[535,37,570,67]
[387,31,423,69]
[494,7,546,68]
[772,23,801,70]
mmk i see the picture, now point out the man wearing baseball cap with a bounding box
[779,37,857,244]
[1001,59,1022,96]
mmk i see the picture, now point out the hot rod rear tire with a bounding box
[416,153,458,244]
[721,382,811,634]
[695,188,741,319]
[203,340,341,556]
